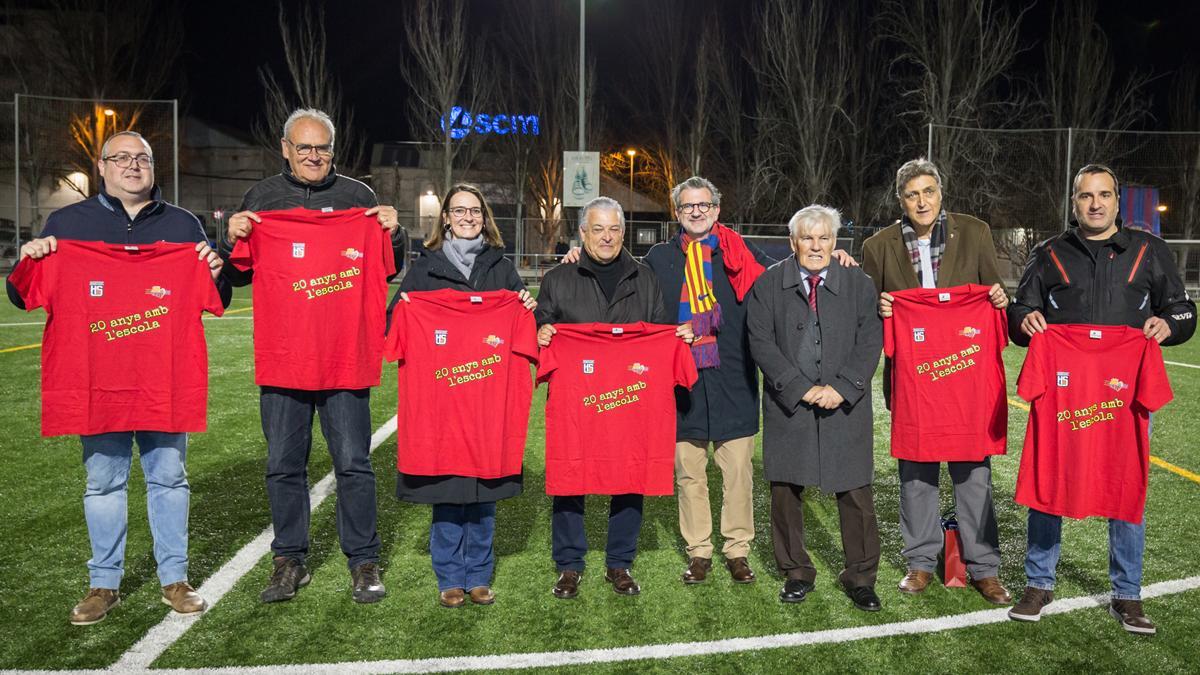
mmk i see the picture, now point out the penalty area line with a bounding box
[1165,360,1200,370]
[107,414,399,672]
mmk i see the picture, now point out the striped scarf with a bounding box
[901,211,948,287]
[679,233,722,368]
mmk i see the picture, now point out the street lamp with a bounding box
[103,108,115,117]
[626,148,636,192]
[1156,204,1168,213]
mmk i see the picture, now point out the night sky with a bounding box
[178,0,1199,146]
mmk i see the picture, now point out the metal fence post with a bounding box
[14,93,20,249]
[927,122,933,160]
[1062,127,1073,230]
[173,99,180,204]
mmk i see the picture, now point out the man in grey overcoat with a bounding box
[746,205,883,611]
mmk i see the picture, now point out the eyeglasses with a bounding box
[901,186,939,203]
[678,202,715,214]
[283,139,334,157]
[102,153,154,168]
[448,206,483,218]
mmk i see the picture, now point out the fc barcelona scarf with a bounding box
[677,223,765,369]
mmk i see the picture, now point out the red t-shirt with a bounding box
[1015,324,1173,523]
[536,323,698,496]
[8,240,223,436]
[384,289,538,479]
[229,208,395,390]
[883,283,1008,461]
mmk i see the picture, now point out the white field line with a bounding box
[1165,360,1200,370]
[12,574,1199,675]
[106,414,400,672]
[0,316,251,328]
[0,321,44,326]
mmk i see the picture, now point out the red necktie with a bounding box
[807,275,820,315]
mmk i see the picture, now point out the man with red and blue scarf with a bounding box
[643,177,774,585]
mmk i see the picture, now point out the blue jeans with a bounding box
[82,431,190,589]
[430,502,496,591]
[1024,509,1144,600]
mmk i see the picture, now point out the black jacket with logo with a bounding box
[219,164,406,286]
[1008,223,1196,347]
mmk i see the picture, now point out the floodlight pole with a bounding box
[578,0,585,151]
[14,94,20,250]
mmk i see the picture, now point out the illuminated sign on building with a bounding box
[441,106,540,139]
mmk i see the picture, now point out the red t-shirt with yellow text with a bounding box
[536,323,698,496]
[384,289,537,479]
[883,284,1008,461]
[229,208,394,390]
[1016,324,1172,523]
[9,240,223,436]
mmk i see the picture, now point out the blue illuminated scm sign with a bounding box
[441,106,540,139]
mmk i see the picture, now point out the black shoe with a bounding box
[779,579,814,603]
[260,556,310,603]
[846,585,881,612]
[350,562,386,604]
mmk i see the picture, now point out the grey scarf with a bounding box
[901,211,947,287]
[443,233,486,281]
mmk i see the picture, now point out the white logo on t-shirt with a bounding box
[89,281,104,297]
[582,359,595,374]
[1057,372,1069,387]
[434,329,448,345]
[292,243,305,258]
[913,328,925,342]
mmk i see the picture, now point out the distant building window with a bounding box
[636,228,656,245]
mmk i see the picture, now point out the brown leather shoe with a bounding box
[70,588,120,626]
[898,569,933,594]
[439,588,465,608]
[468,586,495,605]
[970,576,1012,605]
[1109,599,1156,635]
[726,557,756,584]
[604,567,641,595]
[553,571,581,599]
[682,557,712,584]
[161,581,207,615]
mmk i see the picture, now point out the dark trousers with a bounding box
[261,386,380,569]
[551,494,643,571]
[770,482,880,588]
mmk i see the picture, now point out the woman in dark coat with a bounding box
[746,204,883,612]
[390,183,536,608]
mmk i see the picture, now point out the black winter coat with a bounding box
[219,165,406,287]
[643,234,775,442]
[390,245,530,505]
[1008,223,1196,347]
[535,249,670,326]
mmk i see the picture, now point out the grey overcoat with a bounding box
[746,257,882,492]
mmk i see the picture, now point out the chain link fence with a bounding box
[927,124,1200,286]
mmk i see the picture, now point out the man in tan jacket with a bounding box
[862,158,1011,605]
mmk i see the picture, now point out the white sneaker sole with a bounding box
[1007,607,1043,622]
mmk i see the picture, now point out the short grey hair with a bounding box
[283,108,336,147]
[100,130,151,159]
[579,196,626,230]
[787,204,841,238]
[894,158,943,199]
[671,176,722,209]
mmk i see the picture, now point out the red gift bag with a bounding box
[941,512,967,587]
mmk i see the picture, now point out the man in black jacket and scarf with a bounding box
[536,196,692,599]
[221,108,405,605]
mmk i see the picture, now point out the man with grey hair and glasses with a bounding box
[536,196,692,599]
[221,108,406,605]
[862,158,1011,605]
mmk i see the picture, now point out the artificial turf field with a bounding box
[0,283,1198,673]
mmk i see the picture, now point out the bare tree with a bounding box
[399,0,493,196]
[497,0,594,256]
[748,0,855,218]
[878,0,1030,217]
[254,0,367,175]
